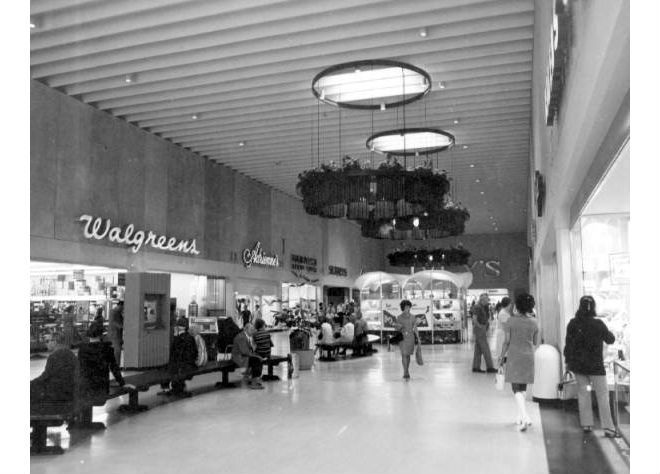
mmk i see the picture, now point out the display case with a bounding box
[356,270,472,344]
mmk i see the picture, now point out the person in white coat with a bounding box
[493,297,512,358]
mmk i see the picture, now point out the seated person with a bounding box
[31,334,79,414]
[337,318,355,344]
[189,325,208,367]
[317,316,336,346]
[253,318,274,359]
[167,317,198,396]
[77,322,133,424]
[353,312,369,354]
[231,323,264,390]
[336,317,355,356]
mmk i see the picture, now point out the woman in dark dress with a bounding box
[564,296,619,437]
[393,300,418,380]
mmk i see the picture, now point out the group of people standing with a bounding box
[393,291,620,438]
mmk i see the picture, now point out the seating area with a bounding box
[30,355,291,455]
[316,334,379,361]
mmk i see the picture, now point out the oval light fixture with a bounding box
[366,128,455,156]
[311,59,431,110]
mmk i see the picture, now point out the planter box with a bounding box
[292,349,315,370]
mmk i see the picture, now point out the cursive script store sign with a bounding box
[242,242,280,268]
[79,214,200,255]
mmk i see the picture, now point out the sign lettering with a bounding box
[242,242,279,268]
[291,254,317,273]
[328,265,348,277]
[79,215,200,255]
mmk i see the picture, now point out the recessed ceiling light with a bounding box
[480,191,485,195]
[453,119,460,124]
[469,164,475,168]
[475,179,480,183]
[191,114,198,120]
[418,27,428,38]
[462,145,469,150]
[438,81,446,89]
[30,20,37,29]
[124,74,136,84]
[238,141,245,147]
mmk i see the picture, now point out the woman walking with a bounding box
[498,293,538,431]
[493,297,512,359]
[564,296,620,437]
[394,300,418,380]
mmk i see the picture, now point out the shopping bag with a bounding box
[495,366,505,391]
[558,371,578,400]
[415,344,424,366]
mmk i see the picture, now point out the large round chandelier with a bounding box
[387,246,471,268]
[297,161,451,220]
[360,204,470,240]
[300,59,469,240]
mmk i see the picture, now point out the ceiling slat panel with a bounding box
[31,0,535,234]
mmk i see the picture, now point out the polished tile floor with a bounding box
[31,333,554,474]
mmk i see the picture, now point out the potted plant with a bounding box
[289,328,314,370]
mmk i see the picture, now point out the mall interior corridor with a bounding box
[30,334,627,474]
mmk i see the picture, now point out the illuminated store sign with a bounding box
[329,265,348,277]
[463,260,502,278]
[291,254,317,273]
[544,0,572,126]
[242,242,279,268]
[79,215,200,255]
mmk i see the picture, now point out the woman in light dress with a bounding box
[493,297,512,358]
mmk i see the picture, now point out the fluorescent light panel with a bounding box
[317,67,427,103]
[370,131,452,153]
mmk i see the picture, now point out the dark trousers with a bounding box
[472,328,494,370]
[247,356,263,379]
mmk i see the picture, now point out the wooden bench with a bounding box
[261,354,292,381]
[316,335,379,361]
[31,360,237,454]
[30,402,77,455]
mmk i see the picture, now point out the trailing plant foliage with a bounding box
[297,156,451,219]
[386,247,471,267]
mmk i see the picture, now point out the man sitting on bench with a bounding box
[76,321,133,427]
[336,315,355,355]
[167,317,198,397]
[31,333,79,415]
[231,323,264,390]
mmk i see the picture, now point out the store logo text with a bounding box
[79,215,200,255]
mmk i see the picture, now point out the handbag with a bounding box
[558,371,578,400]
[495,366,505,391]
[389,331,403,344]
[415,343,423,366]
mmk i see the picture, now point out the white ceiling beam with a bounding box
[32,2,532,78]
[62,26,533,97]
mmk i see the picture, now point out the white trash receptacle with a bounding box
[533,343,561,401]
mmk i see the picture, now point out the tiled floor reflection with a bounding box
[31,334,549,474]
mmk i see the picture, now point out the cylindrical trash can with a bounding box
[533,344,561,401]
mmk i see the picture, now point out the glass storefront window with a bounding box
[576,213,630,368]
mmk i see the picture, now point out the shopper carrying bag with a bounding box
[495,366,505,391]
[564,295,620,437]
[415,334,424,366]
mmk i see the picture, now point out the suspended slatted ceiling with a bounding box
[30,0,533,234]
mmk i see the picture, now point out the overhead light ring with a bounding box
[366,127,455,157]
[311,59,432,110]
